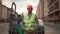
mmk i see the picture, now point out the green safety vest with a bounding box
[24,13,36,31]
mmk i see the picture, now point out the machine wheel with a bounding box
[41,31,44,34]
[8,30,19,34]
[36,31,44,34]
[8,31,11,34]
[36,28,45,34]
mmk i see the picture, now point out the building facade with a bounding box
[0,0,2,21]
[36,0,60,23]
[36,0,49,22]
[1,5,8,22]
[36,0,40,19]
[36,0,44,19]
[0,0,18,23]
[47,0,60,23]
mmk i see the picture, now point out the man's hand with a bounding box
[31,26,38,32]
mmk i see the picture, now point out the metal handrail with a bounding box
[11,2,16,12]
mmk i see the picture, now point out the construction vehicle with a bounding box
[9,2,45,34]
[9,2,24,34]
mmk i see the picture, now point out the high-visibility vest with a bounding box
[24,13,36,30]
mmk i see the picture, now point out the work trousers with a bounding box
[24,30,37,34]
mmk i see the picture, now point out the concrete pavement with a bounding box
[0,23,9,34]
[45,25,60,34]
[0,23,60,34]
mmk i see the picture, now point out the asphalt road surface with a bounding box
[45,25,60,34]
[0,23,9,34]
[0,23,60,34]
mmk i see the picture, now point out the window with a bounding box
[54,1,59,10]
[51,14,53,17]
[53,0,56,2]
[49,15,51,18]
[55,11,59,16]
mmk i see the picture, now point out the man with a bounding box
[22,5,39,34]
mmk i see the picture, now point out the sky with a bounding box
[2,0,39,14]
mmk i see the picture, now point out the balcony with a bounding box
[54,1,59,10]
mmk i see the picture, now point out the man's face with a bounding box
[27,8,33,13]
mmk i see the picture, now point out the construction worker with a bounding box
[22,5,39,34]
